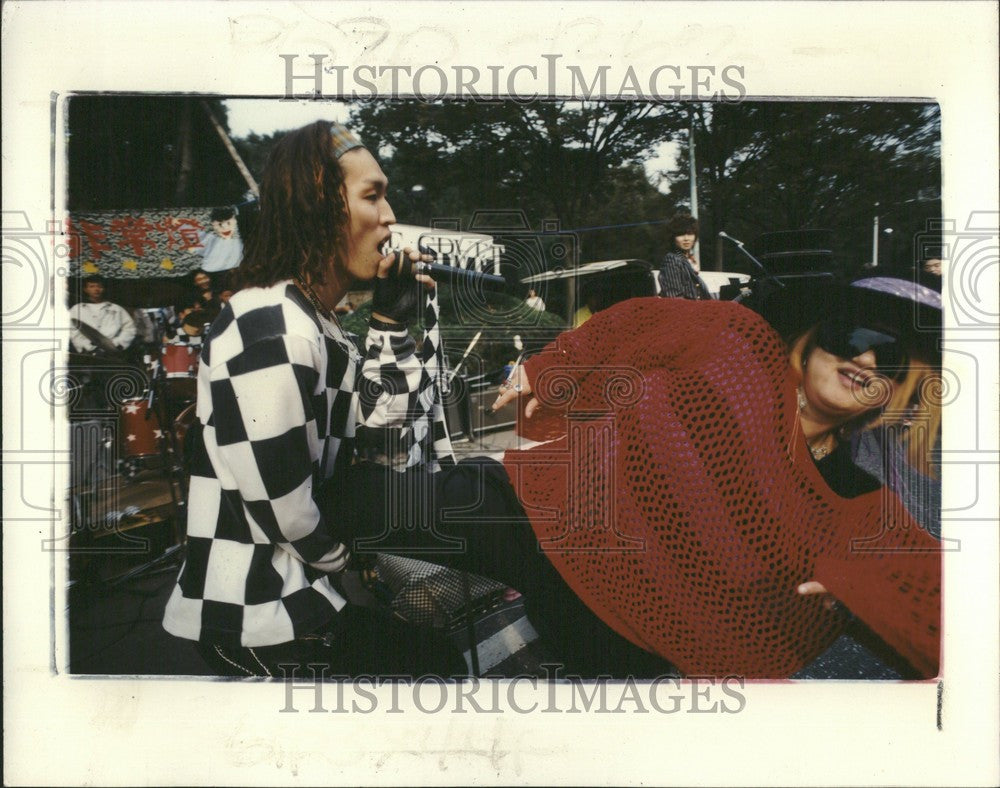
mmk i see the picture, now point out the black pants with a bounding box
[339,459,678,679]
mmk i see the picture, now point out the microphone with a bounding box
[384,245,507,290]
[717,230,743,247]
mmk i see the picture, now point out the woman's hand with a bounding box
[490,363,539,417]
[371,247,434,325]
[797,580,849,615]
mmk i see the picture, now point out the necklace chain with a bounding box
[798,385,835,460]
[295,278,344,332]
[807,439,831,460]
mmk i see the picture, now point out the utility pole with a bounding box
[689,105,701,270]
[201,100,259,198]
[871,202,880,267]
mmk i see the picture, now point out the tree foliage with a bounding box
[349,99,687,261]
[67,96,246,210]
[68,96,941,277]
[666,102,941,271]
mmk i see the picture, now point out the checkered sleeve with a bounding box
[358,325,423,429]
[356,290,454,470]
[208,332,349,572]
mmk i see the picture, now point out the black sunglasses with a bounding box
[814,320,909,381]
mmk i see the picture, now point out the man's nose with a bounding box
[381,198,396,226]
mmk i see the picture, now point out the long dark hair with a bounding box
[239,121,349,288]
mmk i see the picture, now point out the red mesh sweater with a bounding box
[504,298,940,678]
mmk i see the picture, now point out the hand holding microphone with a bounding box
[371,246,434,326]
[372,243,509,325]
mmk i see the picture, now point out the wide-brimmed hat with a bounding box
[750,273,942,360]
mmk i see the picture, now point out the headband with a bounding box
[330,122,365,159]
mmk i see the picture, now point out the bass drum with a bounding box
[119,397,163,459]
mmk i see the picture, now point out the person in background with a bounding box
[658,212,712,300]
[525,288,546,311]
[573,289,602,327]
[188,268,222,313]
[69,275,136,355]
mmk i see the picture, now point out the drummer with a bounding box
[164,293,211,347]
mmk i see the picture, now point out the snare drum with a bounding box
[119,397,163,458]
[162,343,200,402]
[161,343,200,378]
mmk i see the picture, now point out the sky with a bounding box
[222,98,680,192]
[224,98,351,137]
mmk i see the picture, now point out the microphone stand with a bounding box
[717,231,785,291]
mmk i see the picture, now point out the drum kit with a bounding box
[68,309,204,481]
[119,337,202,479]
[68,311,205,581]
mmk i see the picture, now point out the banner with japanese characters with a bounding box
[67,207,243,278]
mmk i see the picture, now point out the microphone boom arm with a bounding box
[717,231,785,290]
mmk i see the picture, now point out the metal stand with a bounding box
[103,363,190,586]
[717,231,786,302]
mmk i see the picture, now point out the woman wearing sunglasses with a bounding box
[341,275,941,679]
[341,274,941,679]
[486,276,942,679]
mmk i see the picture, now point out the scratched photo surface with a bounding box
[4,2,997,786]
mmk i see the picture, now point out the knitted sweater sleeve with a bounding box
[523,297,732,419]
[813,539,941,678]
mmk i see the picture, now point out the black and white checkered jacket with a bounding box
[162,281,453,647]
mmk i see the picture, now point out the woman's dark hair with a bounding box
[210,206,237,223]
[238,121,349,288]
[190,268,213,287]
[667,212,699,241]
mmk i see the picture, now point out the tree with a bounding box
[664,101,941,273]
[349,99,687,261]
[67,96,246,210]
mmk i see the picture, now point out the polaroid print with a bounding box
[3,2,998,786]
